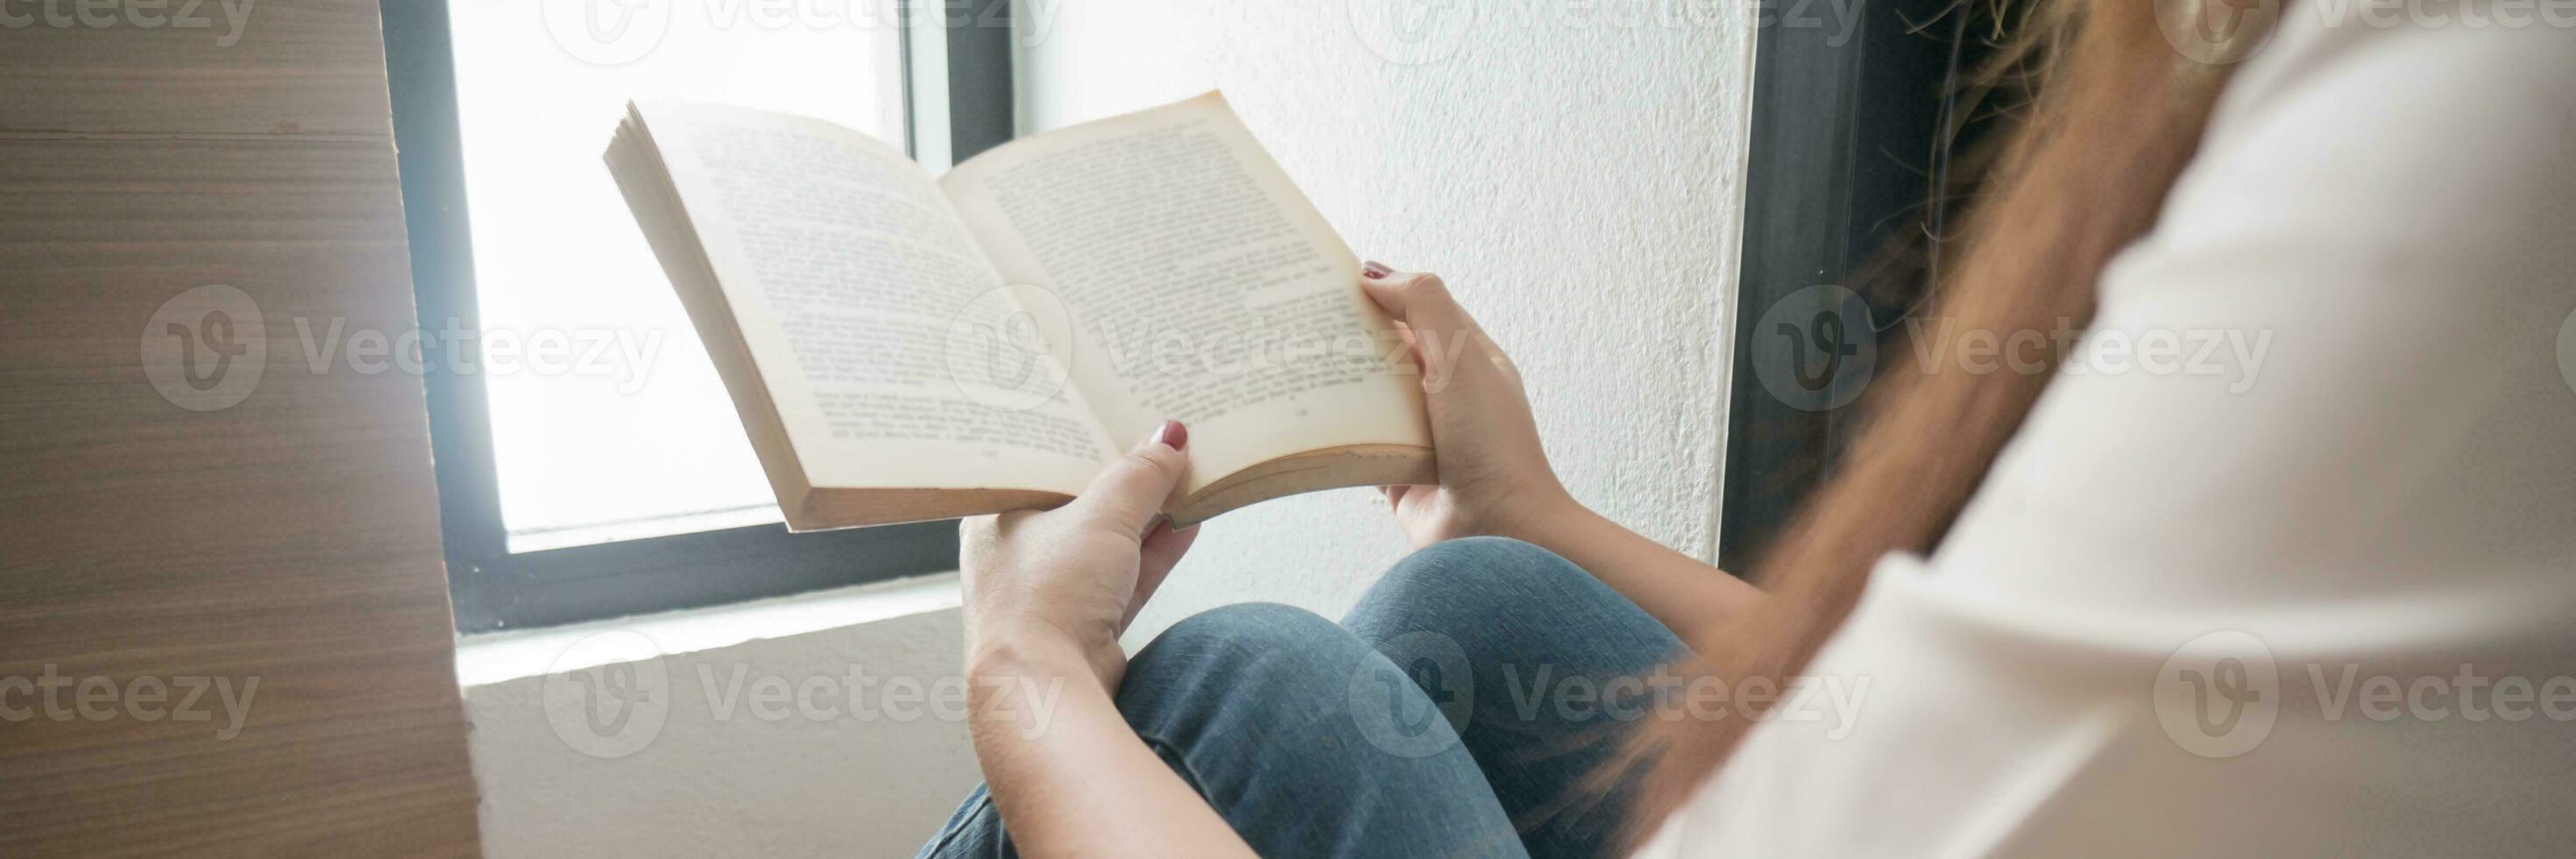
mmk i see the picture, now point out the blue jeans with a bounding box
[917,537,1687,859]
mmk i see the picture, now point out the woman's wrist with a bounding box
[1482,483,1586,545]
[968,620,1123,693]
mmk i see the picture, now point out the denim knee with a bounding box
[1151,600,1346,651]
[1343,537,1686,858]
[927,602,1524,859]
[1345,536,1675,667]
[1115,603,1525,857]
[1366,536,1592,609]
[1116,602,1365,744]
[1129,601,1350,690]
[1339,536,1638,642]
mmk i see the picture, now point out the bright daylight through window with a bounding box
[446,1,905,551]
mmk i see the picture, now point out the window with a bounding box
[1719,0,1999,568]
[385,0,1018,631]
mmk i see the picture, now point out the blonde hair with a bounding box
[1624,0,2261,841]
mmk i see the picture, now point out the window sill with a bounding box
[453,571,961,688]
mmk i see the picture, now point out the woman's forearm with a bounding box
[966,634,1255,858]
[1505,499,1765,642]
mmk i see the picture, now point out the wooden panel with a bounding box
[0,4,482,856]
[0,0,398,138]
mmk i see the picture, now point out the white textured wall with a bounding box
[466,579,984,859]
[1013,0,1758,642]
[467,4,1754,855]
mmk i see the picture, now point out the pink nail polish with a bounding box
[1362,260,1393,279]
[1151,419,1189,451]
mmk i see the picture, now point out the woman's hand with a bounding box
[1361,261,1579,548]
[959,420,1200,691]
[958,418,1256,857]
[1361,261,1764,636]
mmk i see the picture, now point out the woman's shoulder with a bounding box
[1938,2,2576,621]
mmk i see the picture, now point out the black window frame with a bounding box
[1719,0,1992,569]
[384,0,1020,633]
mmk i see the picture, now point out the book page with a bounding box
[938,92,1432,496]
[636,101,1114,494]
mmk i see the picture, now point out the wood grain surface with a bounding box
[1,2,484,855]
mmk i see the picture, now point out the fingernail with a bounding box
[1362,260,1393,279]
[1150,419,1188,451]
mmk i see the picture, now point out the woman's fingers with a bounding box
[1358,264,1498,394]
[1073,420,1192,538]
[1358,263,1472,335]
[1124,518,1200,629]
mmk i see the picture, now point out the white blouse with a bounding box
[1642,8,2576,857]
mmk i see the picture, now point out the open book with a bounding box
[606,92,1434,530]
